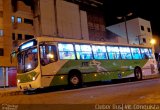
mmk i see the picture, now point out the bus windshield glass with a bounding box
[17,47,38,73]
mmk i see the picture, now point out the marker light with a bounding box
[17,79,20,83]
[60,76,64,80]
[32,77,35,81]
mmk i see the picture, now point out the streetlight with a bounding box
[150,38,156,54]
[150,38,156,45]
[117,13,133,44]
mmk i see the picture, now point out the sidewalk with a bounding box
[143,74,160,79]
[0,87,23,97]
[0,87,18,92]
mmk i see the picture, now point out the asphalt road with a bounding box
[0,78,160,110]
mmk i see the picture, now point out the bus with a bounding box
[14,37,159,91]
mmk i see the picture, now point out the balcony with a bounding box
[12,22,34,34]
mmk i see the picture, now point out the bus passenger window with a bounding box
[148,48,153,59]
[140,48,150,59]
[58,43,75,60]
[75,44,93,60]
[92,45,108,59]
[106,46,121,60]
[40,45,58,66]
[119,47,132,59]
[131,48,142,59]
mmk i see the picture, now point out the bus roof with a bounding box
[20,36,153,48]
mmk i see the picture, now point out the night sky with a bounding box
[103,0,160,36]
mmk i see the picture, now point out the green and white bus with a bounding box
[15,37,159,91]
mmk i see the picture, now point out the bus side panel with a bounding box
[141,59,159,78]
[49,59,148,86]
[41,60,68,87]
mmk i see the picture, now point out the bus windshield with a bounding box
[17,47,38,73]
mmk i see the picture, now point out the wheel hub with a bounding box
[71,76,79,85]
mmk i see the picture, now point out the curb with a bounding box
[143,74,160,79]
[0,90,23,97]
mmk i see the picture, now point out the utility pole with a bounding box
[117,13,133,44]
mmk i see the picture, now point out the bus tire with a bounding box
[68,70,82,88]
[134,67,142,80]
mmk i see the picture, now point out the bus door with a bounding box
[40,44,58,87]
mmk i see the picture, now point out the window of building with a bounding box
[140,26,144,31]
[25,35,34,40]
[24,18,33,25]
[92,45,108,59]
[17,17,22,23]
[75,44,93,60]
[0,48,4,56]
[12,33,15,40]
[143,38,146,43]
[147,27,151,32]
[58,43,75,60]
[11,16,15,23]
[18,34,22,40]
[0,29,3,37]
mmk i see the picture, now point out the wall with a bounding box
[138,18,152,46]
[0,0,2,11]
[106,17,153,45]
[106,23,128,43]
[7,67,17,87]
[0,67,17,87]
[0,67,8,87]
[1,0,13,66]
[0,0,3,52]
[87,12,107,42]
[57,0,81,39]
[37,0,89,40]
[39,0,57,37]
[80,10,89,40]
[12,1,34,46]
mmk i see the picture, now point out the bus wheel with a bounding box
[134,67,142,80]
[68,71,82,88]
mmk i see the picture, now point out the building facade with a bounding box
[0,0,120,87]
[0,0,34,87]
[0,0,106,87]
[33,0,90,40]
[106,17,153,46]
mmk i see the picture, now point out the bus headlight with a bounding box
[17,79,20,83]
[32,77,35,81]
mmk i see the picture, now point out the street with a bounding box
[0,78,160,110]
[1,78,160,104]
